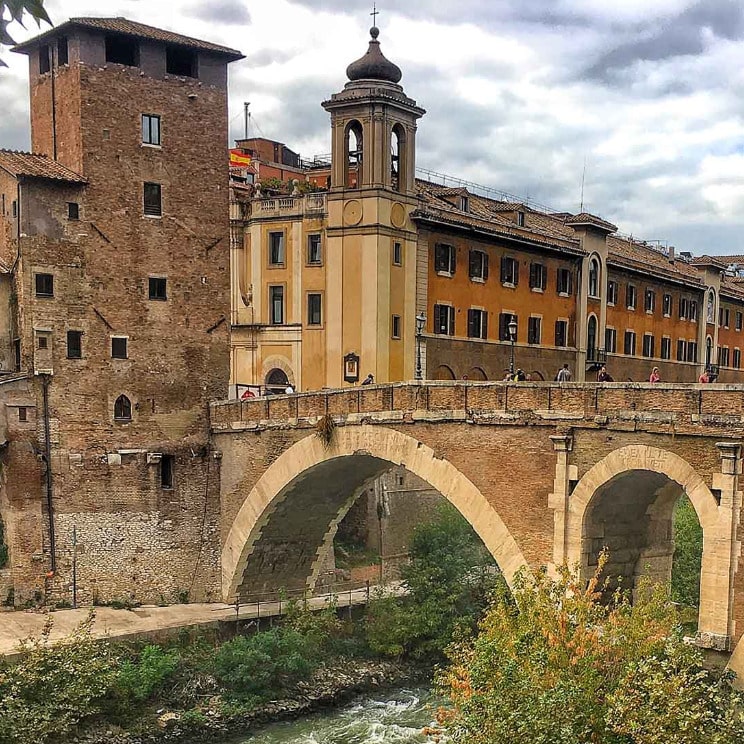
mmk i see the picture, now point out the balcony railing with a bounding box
[587,347,607,365]
[253,193,327,218]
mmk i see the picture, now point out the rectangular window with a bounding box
[66,330,82,359]
[645,288,655,314]
[663,293,672,317]
[460,195,469,212]
[517,211,525,227]
[269,285,284,325]
[624,330,636,356]
[35,273,54,297]
[434,304,455,335]
[307,293,322,326]
[166,45,197,77]
[679,297,689,320]
[392,241,402,266]
[391,314,401,339]
[308,234,322,265]
[687,341,698,363]
[37,335,48,350]
[719,346,731,367]
[269,231,285,265]
[57,37,68,66]
[690,300,698,322]
[18,407,27,422]
[555,319,568,348]
[467,309,488,339]
[161,455,174,489]
[11,200,17,219]
[67,202,79,220]
[529,262,547,291]
[111,336,128,359]
[607,280,618,306]
[143,182,162,216]
[500,313,518,342]
[469,250,489,281]
[677,339,687,362]
[105,34,139,66]
[642,333,655,358]
[501,256,519,286]
[661,337,671,360]
[735,348,741,369]
[142,114,161,146]
[605,327,617,354]
[557,268,572,295]
[434,243,456,274]
[737,312,743,331]
[527,316,541,345]
[724,308,731,328]
[626,285,637,310]
[39,44,50,74]
[148,277,167,300]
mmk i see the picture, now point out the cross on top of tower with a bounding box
[370,3,379,26]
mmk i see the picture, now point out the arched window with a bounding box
[707,289,716,324]
[588,257,600,298]
[265,367,290,395]
[587,315,598,357]
[114,394,132,422]
[391,124,406,191]
[345,121,363,188]
[706,336,713,366]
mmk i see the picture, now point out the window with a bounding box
[37,335,48,350]
[555,320,568,348]
[146,277,166,301]
[434,243,455,274]
[269,232,285,265]
[161,455,174,489]
[661,337,671,360]
[105,35,138,66]
[687,341,698,363]
[679,297,689,320]
[690,300,698,322]
[626,285,637,310]
[645,289,655,314]
[67,202,79,220]
[18,407,27,422]
[588,257,600,298]
[607,280,618,306]
[35,273,54,297]
[517,211,525,227]
[557,268,572,295]
[529,262,547,291]
[663,293,672,317]
[111,337,128,359]
[114,394,132,422]
[528,316,541,345]
[459,195,469,212]
[434,304,455,335]
[500,256,519,286]
[719,346,730,367]
[308,293,322,326]
[467,309,487,339]
[624,330,636,356]
[143,182,162,216]
[587,316,597,356]
[142,114,161,146]
[724,308,731,328]
[308,234,322,265]
[391,314,401,339]
[735,348,741,369]
[499,313,517,341]
[605,327,617,354]
[166,45,197,77]
[269,285,284,325]
[11,200,17,218]
[57,37,68,66]
[737,312,743,331]
[392,241,402,266]
[677,339,686,362]
[39,44,50,74]
[469,250,488,281]
[642,333,655,358]
[66,330,82,359]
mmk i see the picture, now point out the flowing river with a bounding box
[231,687,444,743]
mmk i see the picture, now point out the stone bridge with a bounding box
[211,381,744,674]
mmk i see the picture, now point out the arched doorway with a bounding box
[466,367,487,381]
[265,368,289,394]
[434,364,456,380]
[221,426,529,601]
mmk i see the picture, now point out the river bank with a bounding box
[77,658,432,744]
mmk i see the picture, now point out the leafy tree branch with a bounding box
[1,1,51,67]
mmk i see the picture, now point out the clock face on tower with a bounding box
[343,199,363,226]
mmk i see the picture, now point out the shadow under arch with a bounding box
[221,425,530,601]
[566,444,722,636]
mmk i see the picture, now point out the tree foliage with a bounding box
[672,495,703,609]
[439,556,744,744]
[0,1,51,66]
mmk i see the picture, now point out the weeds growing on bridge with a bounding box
[315,413,336,447]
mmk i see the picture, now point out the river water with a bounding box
[233,687,444,743]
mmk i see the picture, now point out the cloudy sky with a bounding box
[2,0,744,254]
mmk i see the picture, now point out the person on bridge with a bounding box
[361,373,374,385]
[597,365,614,382]
[649,367,661,383]
[699,370,710,383]
[556,364,572,382]
[285,384,295,394]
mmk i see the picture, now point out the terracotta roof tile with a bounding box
[564,212,617,233]
[607,236,702,286]
[14,17,244,60]
[0,150,86,183]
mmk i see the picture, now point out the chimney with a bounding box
[668,245,675,263]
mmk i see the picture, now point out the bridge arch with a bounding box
[221,425,529,602]
[565,444,723,638]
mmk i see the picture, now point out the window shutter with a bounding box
[501,256,508,283]
[499,313,507,341]
[469,251,476,277]
[541,266,547,290]
[483,253,489,280]
[529,263,536,289]
[434,304,441,334]
[467,309,475,337]
[482,312,488,339]
[450,247,456,275]
[514,260,519,286]
[448,307,455,335]
[567,271,572,295]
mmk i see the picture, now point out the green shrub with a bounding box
[115,644,180,703]
[672,496,703,610]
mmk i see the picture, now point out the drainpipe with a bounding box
[41,374,56,573]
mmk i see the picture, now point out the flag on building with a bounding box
[230,149,252,167]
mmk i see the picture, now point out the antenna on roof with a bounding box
[579,155,587,212]
[243,102,251,140]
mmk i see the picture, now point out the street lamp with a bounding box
[415,312,426,380]
[508,316,518,378]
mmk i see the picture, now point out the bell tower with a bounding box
[321,24,425,385]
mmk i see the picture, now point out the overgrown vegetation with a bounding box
[0,519,8,570]
[672,495,703,610]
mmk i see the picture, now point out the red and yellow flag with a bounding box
[229,149,252,167]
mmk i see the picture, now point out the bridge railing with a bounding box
[211,381,744,429]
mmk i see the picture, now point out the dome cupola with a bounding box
[346,26,402,84]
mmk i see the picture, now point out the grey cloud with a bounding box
[186,0,250,25]
[242,49,297,68]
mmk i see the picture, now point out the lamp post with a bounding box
[415,312,426,381]
[508,316,518,378]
